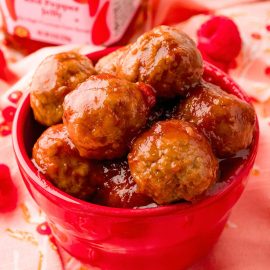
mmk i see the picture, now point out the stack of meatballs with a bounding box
[31,25,255,208]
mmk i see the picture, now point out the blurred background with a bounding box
[0,1,269,269]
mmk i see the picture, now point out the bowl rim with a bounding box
[12,48,259,218]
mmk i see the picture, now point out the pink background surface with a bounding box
[0,1,270,269]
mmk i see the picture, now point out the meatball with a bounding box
[91,160,153,208]
[95,45,130,75]
[32,124,101,200]
[30,51,96,126]
[176,82,256,157]
[63,74,156,160]
[117,25,203,97]
[128,119,218,204]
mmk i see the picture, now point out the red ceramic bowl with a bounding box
[12,48,259,270]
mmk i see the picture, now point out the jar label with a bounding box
[0,0,141,45]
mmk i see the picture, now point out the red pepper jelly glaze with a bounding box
[201,62,255,192]
[29,53,257,208]
[88,85,252,208]
[88,128,251,208]
[91,159,154,208]
[13,52,259,270]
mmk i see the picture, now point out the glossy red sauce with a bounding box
[146,97,181,128]
[88,143,250,208]
[91,159,154,208]
[149,98,251,188]
[27,47,254,209]
[30,92,251,209]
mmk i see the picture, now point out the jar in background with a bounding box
[0,0,151,54]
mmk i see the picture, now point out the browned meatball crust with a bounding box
[63,74,156,160]
[30,51,96,126]
[32,124,101,199]
[95,45,130,75]
[116,25,203,97]
[128,119,218,204]
[176,82,256,157]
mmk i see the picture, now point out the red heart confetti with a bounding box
[8,90,23,104]
[0,164,18,212]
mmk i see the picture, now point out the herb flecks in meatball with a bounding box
[30,51,96,126]
[128,119,218,204]
[32,124,101,199]
[63,74,156,160]
[176,82,256,157]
